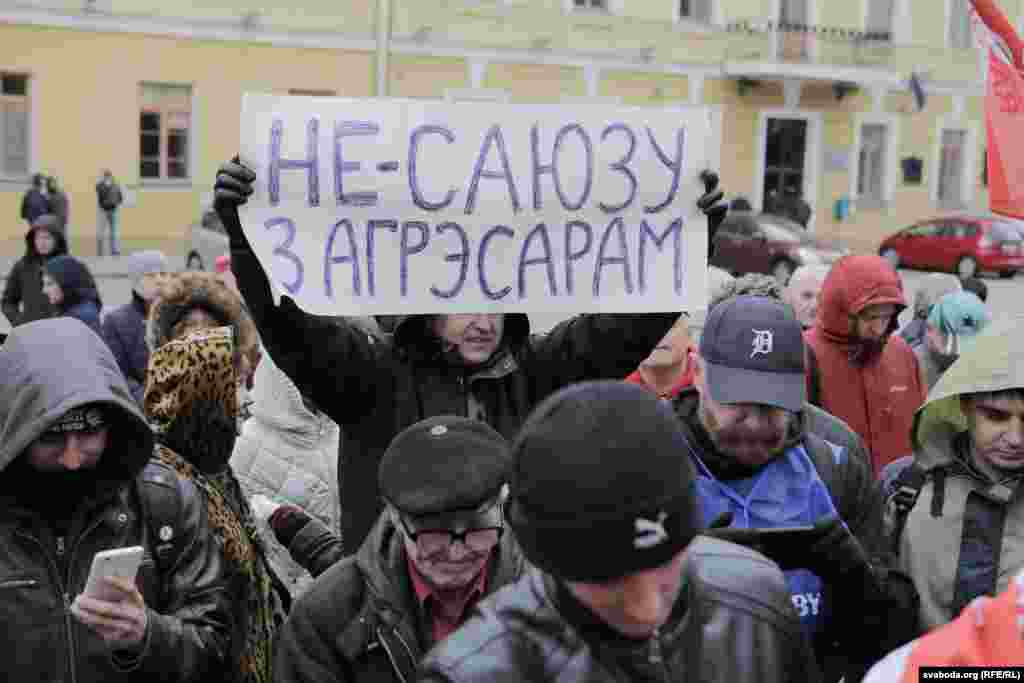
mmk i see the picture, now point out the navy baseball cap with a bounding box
[699,295,806,413]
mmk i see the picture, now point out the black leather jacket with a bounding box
[0,460,234,683]
[418,536,821,683]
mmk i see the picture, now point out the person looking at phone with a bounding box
[273,416,528,683]
[0,317,233,683]
[671,296,919,682]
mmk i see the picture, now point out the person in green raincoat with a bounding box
[890,314,1024,631]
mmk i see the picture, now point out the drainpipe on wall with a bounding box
[375,0,393,97]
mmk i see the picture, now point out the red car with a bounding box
[879,216,1024,279]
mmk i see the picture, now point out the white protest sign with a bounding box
[239,94,718,315]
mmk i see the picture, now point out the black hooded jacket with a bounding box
[229,232,677,555]
[2,223,68,326]
[0,318,233,683]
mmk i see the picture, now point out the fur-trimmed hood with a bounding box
[147,271,260,362]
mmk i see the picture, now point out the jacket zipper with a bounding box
[17,530,78,683]
[59,514,106,683]
[648,627,671,681]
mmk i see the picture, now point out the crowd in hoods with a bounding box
[2,154,1022,683]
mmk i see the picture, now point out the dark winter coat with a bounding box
[673,388,918,682]
[418,536,821,683]
[20,187,49,224]
[46,255,103,336]
[0,317,234,683]
[48,190,70,233]
[276,513,527,683]
[101,294,150,405]
[230,241,677,555]
[1,223,67,326]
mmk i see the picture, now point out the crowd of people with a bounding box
[0,155,1018,683]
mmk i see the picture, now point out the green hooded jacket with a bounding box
[897,314,1024,630]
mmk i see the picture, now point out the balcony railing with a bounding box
[725,20,894,66]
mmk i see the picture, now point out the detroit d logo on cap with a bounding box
[751,329,774,358]
[634,511,669,549]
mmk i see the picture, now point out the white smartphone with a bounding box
[83,546,145,601]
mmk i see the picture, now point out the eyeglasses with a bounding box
[398,516,504,557]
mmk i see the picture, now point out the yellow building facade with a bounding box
[0,0,1009,259]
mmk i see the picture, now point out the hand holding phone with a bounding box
[83,546,144,602]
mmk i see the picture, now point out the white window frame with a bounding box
[850,113,901,207]
[945,0,974,49]
[675,0,721,27]
[0,70,33,183]
[138,81,195,185]
[930,115,980,208]
[860,0,911,42]
[563,0,621,14]
[769,0,821,62]
[755,109,823,233]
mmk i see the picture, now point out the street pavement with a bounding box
[2,257,1023,336]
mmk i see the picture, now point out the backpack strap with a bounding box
[805,344,822,408]
[887,463,928,555]
[135,461,186,607]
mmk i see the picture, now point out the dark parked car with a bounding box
[879,215,1024,279]
[710,212,847,284]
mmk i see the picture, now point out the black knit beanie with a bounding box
[508,380,700,583]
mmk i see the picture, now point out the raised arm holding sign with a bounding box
[215,95,727,554]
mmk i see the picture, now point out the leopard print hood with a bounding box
[146,271,260,365]
[145,326,240,474]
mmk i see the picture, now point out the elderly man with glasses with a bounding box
[274,415,526,683]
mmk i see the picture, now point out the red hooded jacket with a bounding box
[804,256,926,475]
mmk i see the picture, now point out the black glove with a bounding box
[213,156,256,250]
[697,170,728,259]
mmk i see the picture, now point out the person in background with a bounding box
[146,270,262,393]
[145,325,289,683]
[0,317,234,683]
[46,175,70,240]
[101,250,170,405]
[231,352,343,599]
[418,381,821,683]
[898,273,961,349]
[959,275,988,303]
[783,264,831,330]
[2,213,67,326]
[913,290,990,390]
[710,272,782,310]
[625,314,695,400]
[274,416,527,683]
[20,173,49,227]
[96,169,124,256]
[805,255,927,475]
[43,254,103,335]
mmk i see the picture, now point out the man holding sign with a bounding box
[214,95,728,554]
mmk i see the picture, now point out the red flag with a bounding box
[986,53,1024,218]
[971,0,1024,217]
